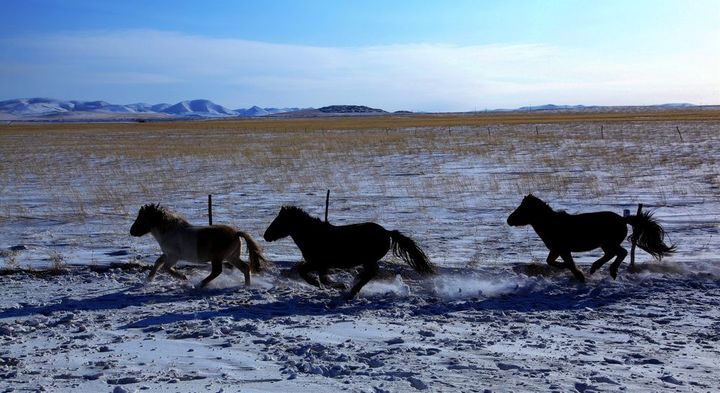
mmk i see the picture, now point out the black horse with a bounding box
[507,194,675,281]
[263,206,435,298]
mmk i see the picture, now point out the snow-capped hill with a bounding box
[71,100,140,113]
[150,103,172,112]
[125,103,156,113]
[71,100,110,111]
[234,106,305,117]
[239,106,269,117]
[161,99,237,117]
[0,98,74,114]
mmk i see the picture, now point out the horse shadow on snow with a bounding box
[119,266,649,330]
[0,264,650,330]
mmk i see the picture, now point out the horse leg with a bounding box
[347,261,379,299]
[608,246,628,280]
[161,255,188,281]
[229,257,251,286]
[297,262,321,288]
[320,269,347,290]
[199,257,223,288]
[545,250,566,268]
[166,267,188,281]
[147,254,166,282]
[560,252,585,282]
[589,246,616,275]
[227,245,250,285]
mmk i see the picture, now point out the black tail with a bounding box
[237,231,269,273]
[388,230,435,275]
[626,211,676,260]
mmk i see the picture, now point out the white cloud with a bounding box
[1,29,718,110]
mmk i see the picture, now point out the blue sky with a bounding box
[1,0,718,111]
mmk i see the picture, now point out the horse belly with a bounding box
[316,227,390,268]
[195,226,238,262]
[177,230,205,262]
[317,244,387,268]
[151,228,192,262]
[565,215,627,252]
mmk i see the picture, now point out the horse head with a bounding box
[263,206,296,242]
[130,203,163,236]
[507,194,549,226]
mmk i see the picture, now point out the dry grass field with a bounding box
[1,112,717,202]
[2,109,719,268]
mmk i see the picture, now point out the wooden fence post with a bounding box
[208,194,213,226]
[324,190,330,223]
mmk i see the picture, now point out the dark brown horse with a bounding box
[130,204,267,288]
[507,194,675,281]
[263,206,435,298]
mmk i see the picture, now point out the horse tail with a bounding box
[625,211,676,260]
[236,231,269,273]
[388,230,435,275]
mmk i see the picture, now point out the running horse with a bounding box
[507,194,675,281]
[263,206,435,299]
[130,204,267,287]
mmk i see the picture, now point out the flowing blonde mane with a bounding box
[145,204,191,230]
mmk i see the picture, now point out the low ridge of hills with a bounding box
[0,98,709,122]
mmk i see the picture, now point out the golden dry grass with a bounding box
[1,110,718,225]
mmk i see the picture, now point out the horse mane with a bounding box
[143,204,191,229]
[525,194,555,213]
[282,205,325,226]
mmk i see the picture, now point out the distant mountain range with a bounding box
[0,98,304,119]
[513,103,697,112]
[0,98,706,121]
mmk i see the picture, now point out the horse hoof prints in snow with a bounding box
[263,206,435,299]
[130,204,268,288]
[507,194,675,281]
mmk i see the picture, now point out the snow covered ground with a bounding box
[1,263,719,392]
[1,118,719,391]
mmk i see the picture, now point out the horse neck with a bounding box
[288,214,329,250]
[528,206,559,236]
[150,216,190,242]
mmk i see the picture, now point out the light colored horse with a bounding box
[130,204,267,287]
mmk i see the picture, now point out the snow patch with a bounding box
[360,275,411,297]
[431,273,543,299]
